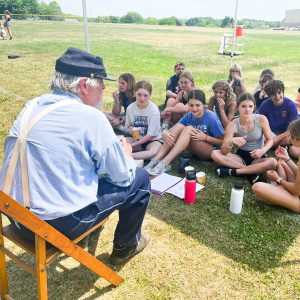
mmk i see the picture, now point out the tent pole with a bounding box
[230,0,239,65]
[82,0,90,52]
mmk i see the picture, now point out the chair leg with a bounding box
[0,216,9,297]
[35,235,48,300]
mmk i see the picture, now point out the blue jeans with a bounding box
[10,168,151,247]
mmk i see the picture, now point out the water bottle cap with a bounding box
[186,170,196,180]
[234,180,243,190]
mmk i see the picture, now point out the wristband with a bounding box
[285,158,291,163]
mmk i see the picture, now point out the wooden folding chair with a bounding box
[0,190,124,300]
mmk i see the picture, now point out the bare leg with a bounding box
[278,159,296,183]
[132,141,162,160]
[162,126,193,164]
[162,98,178,125]
[236,157,277,175]
[289,145,300,159]
[189,140,215,160]
[211,150,245,169]
[153,125,185,160]
[252,182,300,212]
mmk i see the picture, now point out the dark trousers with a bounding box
[10,168,151,247]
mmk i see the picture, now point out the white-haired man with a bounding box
[0,47,151,265]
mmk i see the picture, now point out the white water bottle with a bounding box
[229,181,244,214]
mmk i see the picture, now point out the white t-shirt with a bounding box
[125,101,161,140]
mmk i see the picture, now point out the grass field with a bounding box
[0,21,300,299]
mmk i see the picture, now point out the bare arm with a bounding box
[219,100,237,128]
[220,121,237,155]
[111,91,122,116]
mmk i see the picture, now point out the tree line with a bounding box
[0,1,281,29]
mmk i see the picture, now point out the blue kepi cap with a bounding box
[55,47,115,81]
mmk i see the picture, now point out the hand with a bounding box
[190,128,207,141]
[232,136,247,148]
[232,73,241,81]
[120,137,132,158]
[161,109,171,117]
[249,148,264,159]
[275,146,289,161]
[259,90,265,99]
[111,118,121,127]
[266,170,279,182]
[217,98,225,110]
[112,91,119,102]
[162,130,176,146]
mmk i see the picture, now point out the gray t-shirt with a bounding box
[234,114,264,151]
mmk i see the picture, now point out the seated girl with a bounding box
[105,73,135,132]
[145,89,225,176]
[207,80,236,128]
[227,63,246,99]
[252,119,300,213]
[212,92,277,184]
[253,74,273,110]
[125,80,162,160]
[160,71,196,130]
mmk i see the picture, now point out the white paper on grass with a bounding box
[166,179,204,199]
[151,173,182,195]
[151,173,204,199]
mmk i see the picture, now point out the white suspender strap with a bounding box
[3,99,77,208]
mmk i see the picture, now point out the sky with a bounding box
[44,0,299,21]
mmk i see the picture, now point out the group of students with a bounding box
[104,63,300,213]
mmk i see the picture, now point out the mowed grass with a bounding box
[0,21,300,299]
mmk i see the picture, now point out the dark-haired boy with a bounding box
[258,80,298,147]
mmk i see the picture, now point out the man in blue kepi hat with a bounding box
[0,47,151,265]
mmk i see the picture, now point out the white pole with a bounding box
[230,0,239,64]
[82,0,90,52]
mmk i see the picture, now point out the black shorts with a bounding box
[236,148,267,166]
[141,139,163,151]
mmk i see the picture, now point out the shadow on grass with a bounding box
[148,157,300,273]
[4,231,123,300]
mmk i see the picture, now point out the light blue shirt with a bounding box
[0,91,136,220]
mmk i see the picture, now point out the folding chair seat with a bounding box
[0,190,124,300]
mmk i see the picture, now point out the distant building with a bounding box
[282,9,300,27]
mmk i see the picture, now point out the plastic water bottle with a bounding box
[184,170,196,204]
[229,180,244,214]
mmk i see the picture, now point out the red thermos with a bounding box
[184,170,196,204]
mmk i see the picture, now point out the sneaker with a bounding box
[144,158,160,172]
[148,160,171,176]
[161,123,169,131]
[247,174,260,184]
[215,167,236,177]
[110,233,150,265]
[134,159,144,168]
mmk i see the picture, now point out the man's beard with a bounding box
[95,96,104,110]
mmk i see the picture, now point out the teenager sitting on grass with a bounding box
[125,80,162,160]
[253,74,273,110]
[252,68,274,94]
[207,80,236,128]
[258,80,299,159]
[160,71,196,131]
[144,89,224,176]
[212,92,277,184]
[252,119,300,213]
[104,73,135,132]
[227,63,246,99]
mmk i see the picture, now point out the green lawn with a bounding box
[0,21,299,299]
